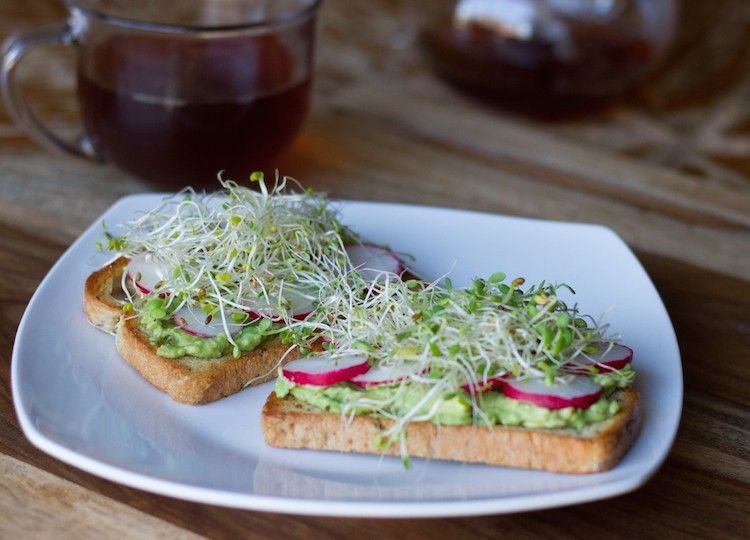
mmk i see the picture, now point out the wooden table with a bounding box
[1,1,748,537]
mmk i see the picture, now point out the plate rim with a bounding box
[11,193,683,518]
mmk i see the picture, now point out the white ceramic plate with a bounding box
[12,195,682,517]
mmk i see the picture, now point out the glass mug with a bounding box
[1,0,321,186]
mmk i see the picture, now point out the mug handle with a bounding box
[1,22,101,160]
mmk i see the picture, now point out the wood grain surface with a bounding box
[0,454,202,539]
[1,0,749,538]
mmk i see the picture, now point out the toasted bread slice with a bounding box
[261,389,641,473]
[84,258,301,404]
[116,316,299,404]
[83,256,130,333]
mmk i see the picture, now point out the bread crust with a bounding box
[116,317,299,404]
[84,258,301,404]
[83,256,130,333]
[261,389,641,473]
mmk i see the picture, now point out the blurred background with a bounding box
[3,1,750,185]
[1,0,748,279]
[0,0,750,185]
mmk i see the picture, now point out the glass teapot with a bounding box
[419,0,677,117]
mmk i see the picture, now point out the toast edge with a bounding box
[261,390,641,473]
[83,256,129,333]
[116,316,298,404]
[85,260,300,404]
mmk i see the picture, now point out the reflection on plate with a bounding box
[12,195,682,517]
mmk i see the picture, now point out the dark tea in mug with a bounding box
[0,0,320,186]
[77,32,313,185]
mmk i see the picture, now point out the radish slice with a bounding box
[126,253,170,294]
[566,343,633,373]
[346,243,402,280]
[282,353,370,386]
[460,373,507,394]
[172,305,243,338]
[501,376,603,410]
[350,363,424,388]
[246,288,316,322]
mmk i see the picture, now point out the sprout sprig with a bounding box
[286,269,620,446]
[104,171,356,348]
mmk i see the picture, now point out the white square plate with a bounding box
[12,195,682,517]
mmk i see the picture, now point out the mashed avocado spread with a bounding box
[138,305,273,359]
[275,376,621,431]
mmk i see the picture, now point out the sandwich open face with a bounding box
[82,172,640,472]
[82,173,400,404]
[261,271,640,473]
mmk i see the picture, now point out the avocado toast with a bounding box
[83,173,362,404]
[261,270,641,473]
[84,255,292,403]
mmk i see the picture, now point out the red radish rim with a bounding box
[590,357,631,372]
[172,315,213,338]
[356,243,405,273]
[346,243,404,275]
[126,253,170,294]
[171,305,244,339]
[501,378,603,410]
[460,373,507,394]
[350,365,428,388]
[282,356,370,386]
[127,271,151,294]
[565,343,633,373]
